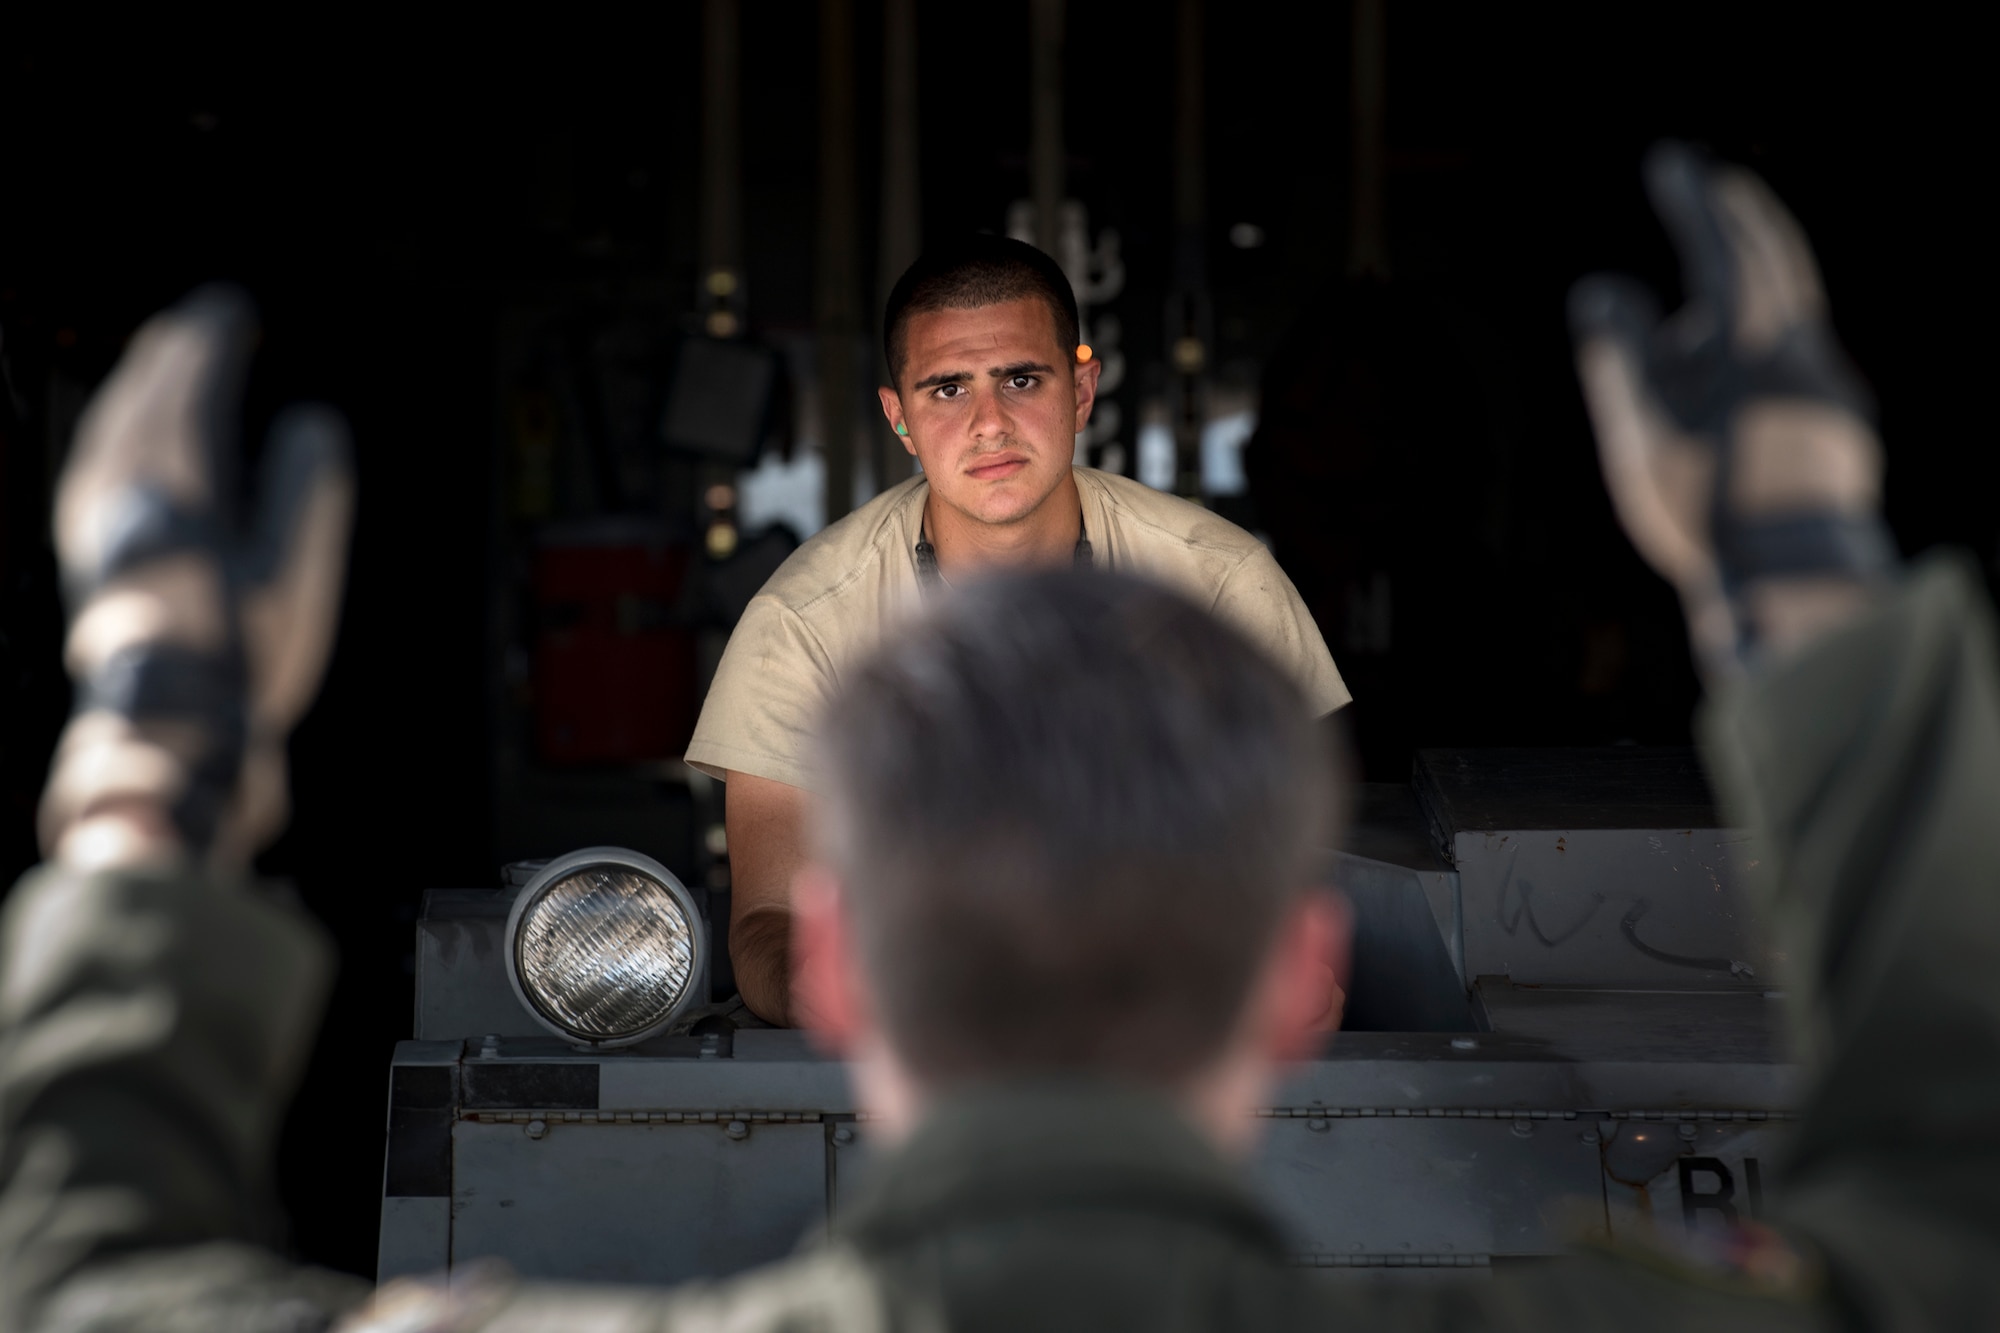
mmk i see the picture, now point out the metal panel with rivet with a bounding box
[380,749,1797,1287]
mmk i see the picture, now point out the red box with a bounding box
[533,532,697,765]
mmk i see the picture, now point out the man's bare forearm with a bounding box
[731,904,795,1026]
[723,770,813,1025]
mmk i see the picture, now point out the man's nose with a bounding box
[968,383,1012,441]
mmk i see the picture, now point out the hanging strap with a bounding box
[916,522,1094,591]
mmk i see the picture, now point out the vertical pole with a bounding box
[1173,0,1204,251]
[1167,0,1210,500]
[877,0,922,488]
[700,0,745,337]
[1029,0,1065,258]
[818,0,861,520]
[1348,0,1388,278]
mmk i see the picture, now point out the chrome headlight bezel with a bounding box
[503,846,708,1049]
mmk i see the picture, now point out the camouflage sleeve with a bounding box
[332,1249,888,1333]
[0,865,368,1331]
[1343,554,2000,1332]
[1690,551,2000,1328]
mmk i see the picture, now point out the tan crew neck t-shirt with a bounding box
[685,466,1350,792]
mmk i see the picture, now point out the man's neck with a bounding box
[923,470,1083,581]
[853,1040,1271,1161]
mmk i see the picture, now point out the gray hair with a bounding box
[814,570,1335,1087]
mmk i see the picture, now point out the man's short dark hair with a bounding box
[883,235,1080,387]
[815,570,1336,1087]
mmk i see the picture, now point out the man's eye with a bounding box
[1007,375,1037,390]
[934,384,963,400]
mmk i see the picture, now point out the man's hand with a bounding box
[40,287,353,872]
[1569,143,1892,679]
[1309,967,1347,1034]
[724,771,813,1024]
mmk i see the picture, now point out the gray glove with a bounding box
[1569,142,1893,677]
[40,286,354,871]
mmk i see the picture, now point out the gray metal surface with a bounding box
[1602,1121,1789,1243]
[377,1197,449,1284]
[1331,850,1471,1030]
[453,1118,827,1284]
[1254,1116,1602,1262]
[1453,826,1769,988]
[1415,750,1773,989]
[1272,1040,1793,1113]
[386,749,1803,1287]
[1413,748,1723,833]
[827,1120,873,1218]
[416,891,535,1042]
[1473,980,1791,1065]
[384,1018,1798,1284]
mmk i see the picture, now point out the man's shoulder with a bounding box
[1078,468,1268,581]
[754,475,926,620]
[1082,467,1264,555]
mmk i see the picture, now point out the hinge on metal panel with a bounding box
[462,1109,823,1125]
[1291,1253,1491,1269]
[1253,1107,1795,1121]
[1599,1109,1796,1122]
[1255,1107,1579,1120]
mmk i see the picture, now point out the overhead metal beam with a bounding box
[1029,0,1066,259]
[818,0,861,519]
[876,0,922,489]
[700,0,745,336]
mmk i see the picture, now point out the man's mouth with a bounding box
[966,453,1029,481]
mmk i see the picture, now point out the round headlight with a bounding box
[504,847,707,1048]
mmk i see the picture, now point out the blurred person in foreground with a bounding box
[684,233,1349,1028]
[3,143,1999,1331]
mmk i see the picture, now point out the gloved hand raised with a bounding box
[40,286,354,872]
[1569,142,1894,679]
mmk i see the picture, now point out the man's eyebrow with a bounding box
[910,360,1056,391]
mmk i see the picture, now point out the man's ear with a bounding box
[790,864,870,1052]
[1072,354,1103,431]
[1259,891,1354,1060]
[876,386,916,457]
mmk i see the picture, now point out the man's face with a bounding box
[879,296,1101,528]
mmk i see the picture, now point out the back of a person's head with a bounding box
[882,234,1080,386]
[815,570,1334,1088]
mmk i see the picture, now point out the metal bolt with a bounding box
[525,1118,547,1140]
[1677,1122,1699,1141]
[724,1118,749,1141]
[1450,1037,1477,1051]
[1307,1118,1330,1133]
[1511,1118,1534,1138]
[1580,1130,1601,1145]
[832,1125,856,1147]
[479,1034,501,1059]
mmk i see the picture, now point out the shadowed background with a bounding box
[0,3,1987,1276]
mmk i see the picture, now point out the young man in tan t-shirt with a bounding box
[686,235,1349,1026]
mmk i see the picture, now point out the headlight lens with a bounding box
[507,849,704,1046]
